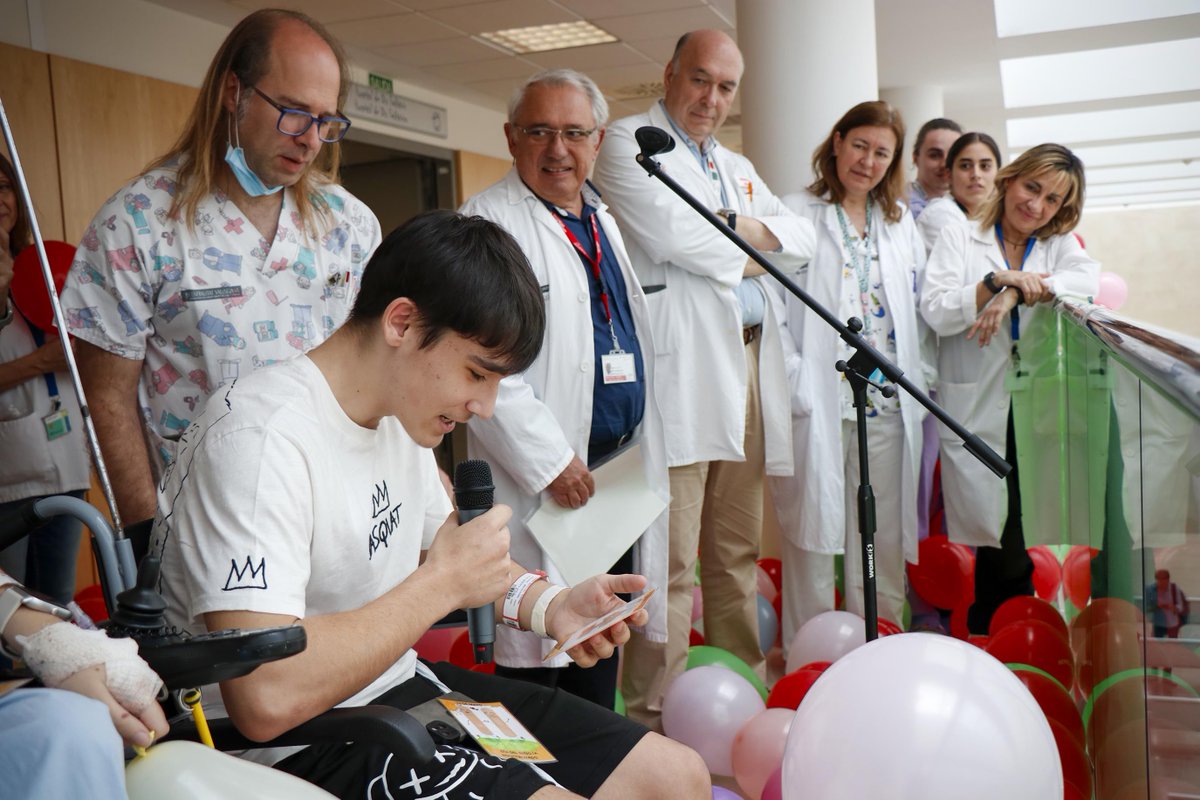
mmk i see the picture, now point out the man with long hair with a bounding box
[59,9,380,524]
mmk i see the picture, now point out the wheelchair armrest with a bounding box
[143,625,308,689]
[191,705,438,765]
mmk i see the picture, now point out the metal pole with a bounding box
[0,97,126,537]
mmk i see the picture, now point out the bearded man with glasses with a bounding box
[460,69,669,710]
[60,9,380,525]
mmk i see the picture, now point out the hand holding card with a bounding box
[545,587,655,662]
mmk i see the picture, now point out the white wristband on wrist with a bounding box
[531,585,567,640]
[502,571,545,630]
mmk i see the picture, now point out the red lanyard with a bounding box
[552,212,612,325]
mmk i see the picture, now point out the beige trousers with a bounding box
[621,336,765,729]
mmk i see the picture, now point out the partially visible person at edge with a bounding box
[907,117,962,220]
[0,153,89,605]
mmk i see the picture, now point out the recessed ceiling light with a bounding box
[1000,37,1200,108]
[1047,136,1200,168]
[994,0,1200,38]
[478,21,617,54]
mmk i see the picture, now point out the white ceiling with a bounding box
[146,0,1200,210]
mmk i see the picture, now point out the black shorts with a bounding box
[275,660,650,800]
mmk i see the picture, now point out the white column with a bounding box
[737,0,877,197]
[879,85,947,177]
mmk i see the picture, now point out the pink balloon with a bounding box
[663,665,766,776]
[757,565,779,604]
[1096,272,1128,311]
[785,611,866,673]
[693,585,704,623]
[711,788,741,800]
[732,708,795,800]
[761,766,783,800]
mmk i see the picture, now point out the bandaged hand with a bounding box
[20,623,168,746]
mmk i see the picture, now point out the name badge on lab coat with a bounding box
[601,351,636,384]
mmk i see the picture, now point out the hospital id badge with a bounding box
[601,351,636,384]
[42,408,71,441]
[438,698,557,763]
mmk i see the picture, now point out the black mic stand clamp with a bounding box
[630,126,1011,643]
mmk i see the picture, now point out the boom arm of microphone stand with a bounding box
[633,151,1010,479]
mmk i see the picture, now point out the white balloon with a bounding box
[785,610,866,673]
[782,633,1062,800]
[126,740,337,799]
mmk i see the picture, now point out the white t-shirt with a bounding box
[152,356,450,760]
[58,163,381,477]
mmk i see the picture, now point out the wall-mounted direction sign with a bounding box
[348,82,448,139]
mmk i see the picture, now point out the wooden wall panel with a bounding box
[454,148,510,204]
[50,55,196,242]
[0,42,64,242]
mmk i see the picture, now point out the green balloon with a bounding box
[686,644,768,700]
[613,688,626,716]
[901,599,912,631]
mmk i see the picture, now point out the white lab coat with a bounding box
[592,102,815,472]
[920,223,1099,546]
[769,190,931,560]
[461,169,670,667]
[915,196,968,255]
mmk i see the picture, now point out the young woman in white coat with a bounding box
[920,144,1099,633]
[774,101,931,643]
[916,132,1001,255]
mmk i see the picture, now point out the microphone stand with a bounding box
[633,131,1010,641]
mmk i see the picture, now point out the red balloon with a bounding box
[757,558,783,593]
[949,603,971,640]
[413,625,465,662]
[1062,546,1097,609]
[73,583,109,623]
[11,241,75,334]
[906,535,975,610]
[876,617,902,637]
[469,661,496,674]
[990,595,1069,641]
[689,627,706,647]
[1026,546,1062,601]
[449,628,475,668]
[1063,781,1087,800]
[986,619,1074,690]
[766,664,830,710]
[1048,717,1092,800]
[1009,665,1084,748]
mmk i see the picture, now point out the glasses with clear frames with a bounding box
[250,85,351,143]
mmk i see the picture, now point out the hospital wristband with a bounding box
[531,585,567,640]
[502,571,546,630]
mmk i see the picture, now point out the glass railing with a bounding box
[1053,299,1200,799]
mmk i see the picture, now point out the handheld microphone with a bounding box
[453,459,496,664]
[635,126,675,158]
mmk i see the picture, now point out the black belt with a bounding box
[743,324,761,345]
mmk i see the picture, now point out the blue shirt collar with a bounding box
[658,99,717,159]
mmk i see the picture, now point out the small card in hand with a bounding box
[543,588,655,661]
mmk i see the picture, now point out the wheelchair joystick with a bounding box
[108,554,175,645]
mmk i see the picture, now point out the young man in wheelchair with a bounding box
[150,211,710,799]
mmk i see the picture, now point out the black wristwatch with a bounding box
[983,271,1001,294]
[717,208,737,231]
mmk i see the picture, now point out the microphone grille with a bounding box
[453,459,494,508]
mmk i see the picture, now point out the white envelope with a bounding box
[526,443,668,587]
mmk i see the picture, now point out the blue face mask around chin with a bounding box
[224,142,283,197]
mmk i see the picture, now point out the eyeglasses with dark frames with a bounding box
[513,125,598,144]
[249,85,351,143]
